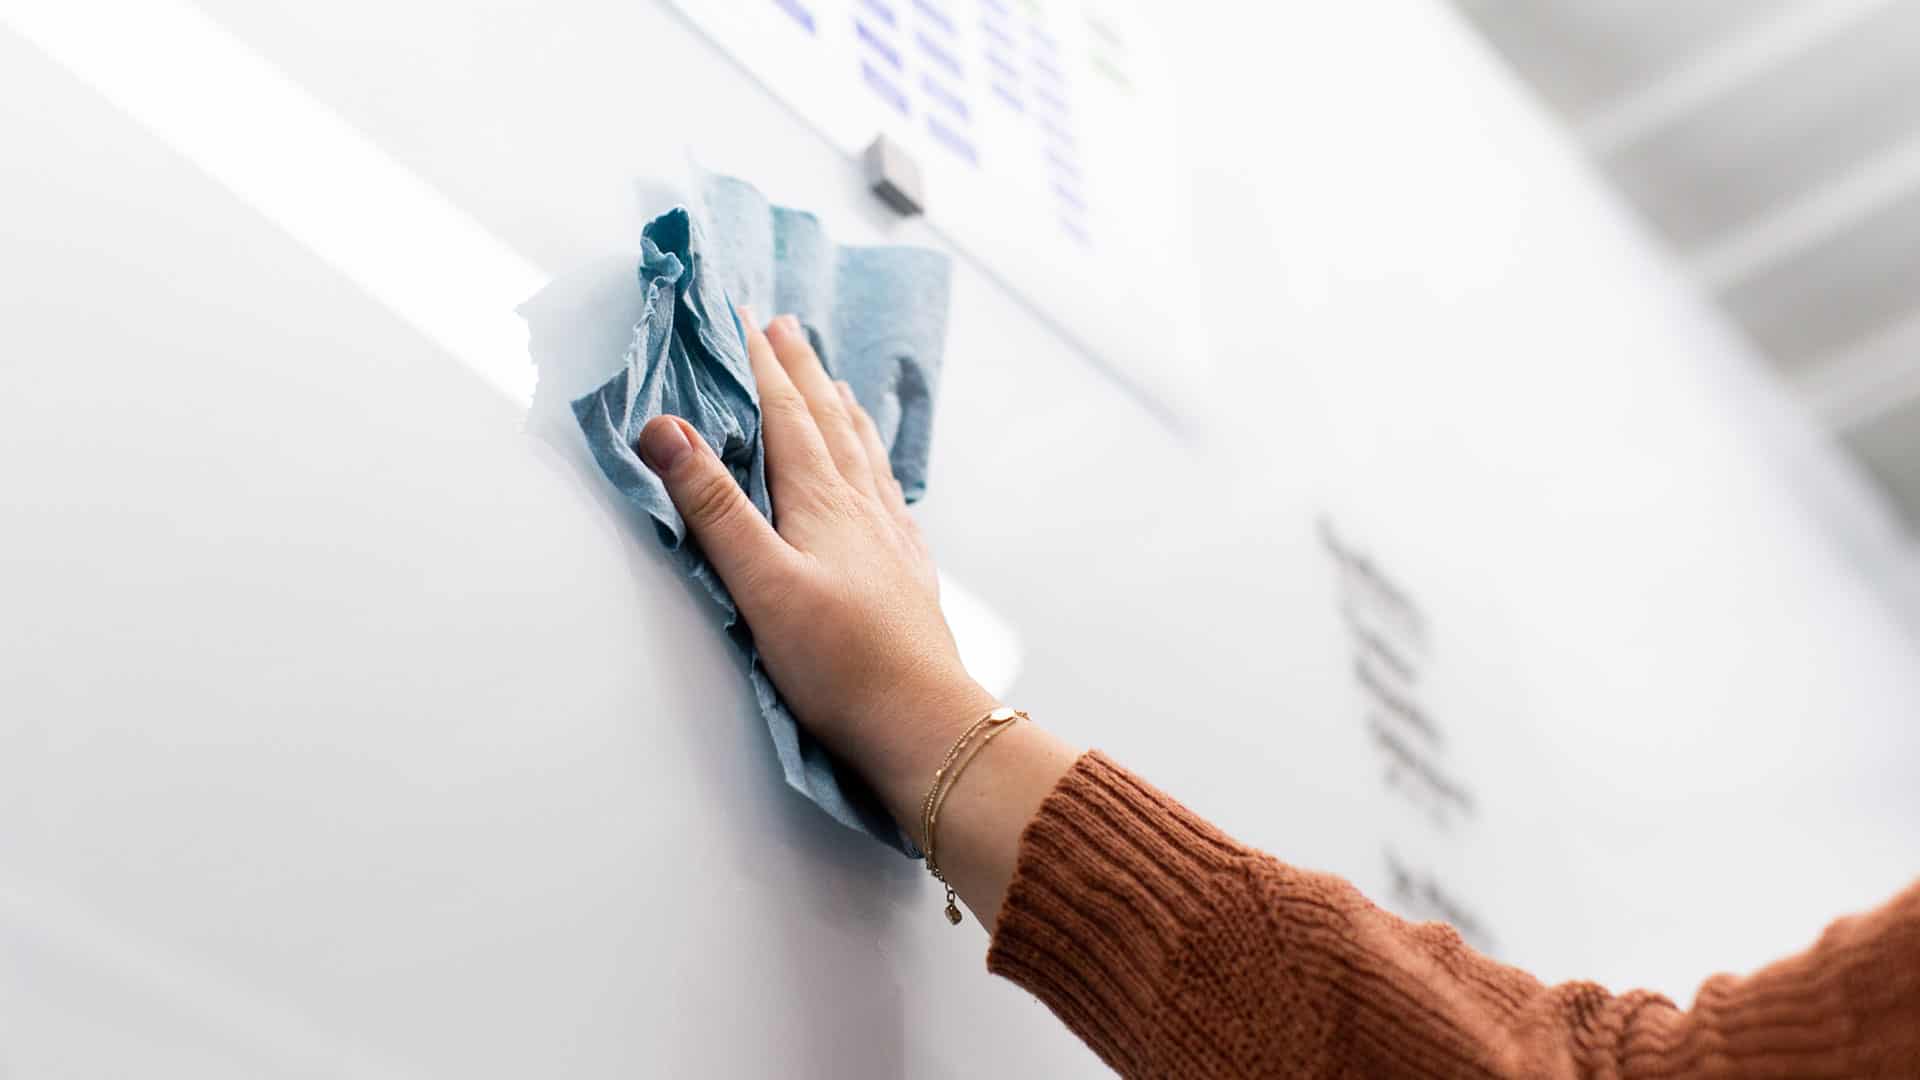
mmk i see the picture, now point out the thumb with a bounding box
[638,415,791,593]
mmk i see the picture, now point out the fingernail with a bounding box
[737,303,757,327]
[638,416,692,473]
[775,313,801,333]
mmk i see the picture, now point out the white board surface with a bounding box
[668,0,1202,412]
[1,2,1916,1077]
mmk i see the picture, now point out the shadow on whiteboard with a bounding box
[521,252,645,447]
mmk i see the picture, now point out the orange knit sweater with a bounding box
[987,752,1920,1078]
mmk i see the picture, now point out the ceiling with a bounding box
[1454,0,1920,538]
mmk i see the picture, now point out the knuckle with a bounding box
[773,476,844,527]
[825,482,880,528]
[810,479,861,519]
[820,397,855,431]
[766,391,814,429]
[681,468,746,529]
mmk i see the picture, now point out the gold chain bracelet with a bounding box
[920,706,1029,925]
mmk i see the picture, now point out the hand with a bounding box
[637,309,996,840]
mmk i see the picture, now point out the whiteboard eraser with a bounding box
[864,135,924,216]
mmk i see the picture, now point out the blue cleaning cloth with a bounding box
[573,174,950,856]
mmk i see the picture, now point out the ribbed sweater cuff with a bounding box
[985,751,1249,1076]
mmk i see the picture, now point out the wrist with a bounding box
[849,674,1000,849]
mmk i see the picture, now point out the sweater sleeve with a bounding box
[986,751,1920,1079]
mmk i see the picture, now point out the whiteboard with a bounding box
[669,0,1206,415]
[3,1,1918,1077]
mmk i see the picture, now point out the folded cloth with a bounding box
[573,173,950,856]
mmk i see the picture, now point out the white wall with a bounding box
[0,2,1914,1077]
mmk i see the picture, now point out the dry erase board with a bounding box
[670,0,1207,411]
[4,2,1919,1078]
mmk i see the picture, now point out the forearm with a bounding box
[986,752,1920,1079]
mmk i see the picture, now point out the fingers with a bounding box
[637,414,795,599]
[764,315,877,497]
[737,307,838,513]
[837,382,911,517]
